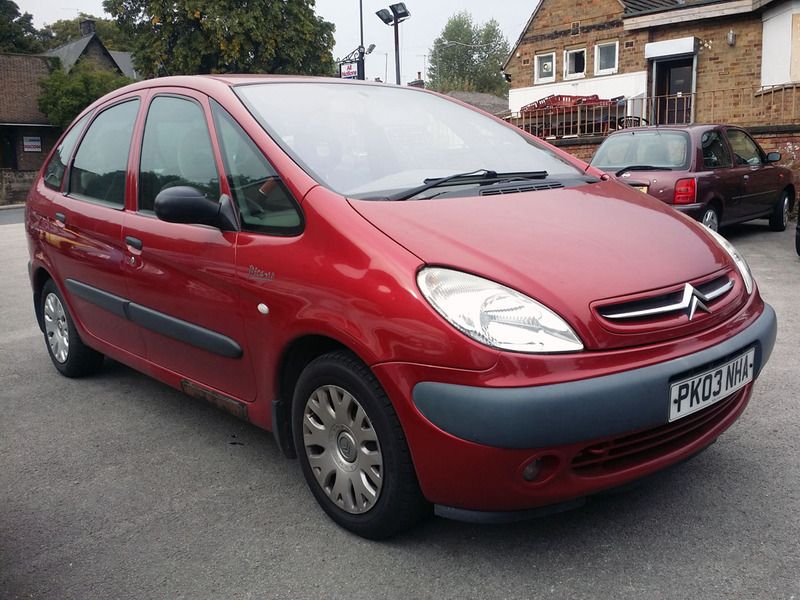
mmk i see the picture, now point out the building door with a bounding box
[654,58,693,124]
[0,127,16,169]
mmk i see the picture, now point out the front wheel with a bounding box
[769,190,792,231]
[292,351,429,539]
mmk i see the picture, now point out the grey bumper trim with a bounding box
[413,304,777,449]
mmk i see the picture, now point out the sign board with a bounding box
[23,136,42,152]
[339,61,359,80]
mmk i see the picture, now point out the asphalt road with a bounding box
[1,205,799,600]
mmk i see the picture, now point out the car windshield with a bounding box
[235,82,583,198]
[591,130,690,171]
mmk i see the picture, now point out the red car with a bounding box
[590,125,795,232]
[26,77,776,539]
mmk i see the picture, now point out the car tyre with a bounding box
[701,206,720,231]
[40,279,104,377]
[769,189,792,232]
[292,350,429,539]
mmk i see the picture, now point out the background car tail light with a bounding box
[674,178,697,205]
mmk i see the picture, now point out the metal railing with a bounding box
[507,85,800,139]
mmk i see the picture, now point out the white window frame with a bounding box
[534,52,556,84]
[594,41,619,76]
[564,48,586,80]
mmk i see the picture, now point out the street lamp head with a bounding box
[376,8,393,24]
[389,2,411,21]
[366,43,376,54]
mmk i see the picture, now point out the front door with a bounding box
[724,128,779,219]
[654,58,693,125]
[122,90,256,401]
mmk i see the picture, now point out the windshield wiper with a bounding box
[614,165,674,177]
[387,169,548,201]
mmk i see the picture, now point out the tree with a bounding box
[102,0,336,78]
[38,62,131,128]
[427,12,510,97]
[40,14,133,51]
[0,0,44,53]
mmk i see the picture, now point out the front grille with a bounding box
[571,388,745,477]
[480,182,564,196]
[597,275,733,322]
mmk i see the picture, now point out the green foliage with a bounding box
[102,0,336,78]
[40,14,134,51]
[0,0,43,53]
[38,62,131,128]
[427,11,510,97]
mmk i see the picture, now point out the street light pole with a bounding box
[376,4,411,86]
[357,0,365,80]
[393,19,401,85]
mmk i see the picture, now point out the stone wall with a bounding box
[0,170,36,206]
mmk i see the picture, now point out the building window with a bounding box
[595,41,619,76]
[535,52,556,84]
[564,48,586,79]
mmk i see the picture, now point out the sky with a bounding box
[17,0,537,84]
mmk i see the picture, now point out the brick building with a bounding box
[502,0,800,174]
[0,20,136,205]
[505,0,798,122]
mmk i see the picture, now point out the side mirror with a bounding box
[766,151,781,163]
[154,186,239,231]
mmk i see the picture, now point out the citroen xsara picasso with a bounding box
[26,77,776,539]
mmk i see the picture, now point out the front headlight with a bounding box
[417,267,583,353]
[705,228,754,294]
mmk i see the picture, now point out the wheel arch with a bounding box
[272,334,363,458]
[31,265,54,332]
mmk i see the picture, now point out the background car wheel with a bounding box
[701,206,720,231]
[292,350,429,539]
[40,280,104,377]
[769,190,792,232]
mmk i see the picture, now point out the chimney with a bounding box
[79,19,96,36]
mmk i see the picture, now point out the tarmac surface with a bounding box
[1,205,798,599]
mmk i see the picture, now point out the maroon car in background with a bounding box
[590,125,795,232]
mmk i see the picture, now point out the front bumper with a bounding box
[412,304,776,449]
[374,302,776,513]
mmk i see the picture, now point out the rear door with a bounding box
[698,129,740,223]
[36,97,147,356]
[122,90,256,401]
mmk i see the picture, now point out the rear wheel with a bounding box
[769,189,792,231]
[701,206,720,231]
[40,280,104,377]
[292,350,429,539]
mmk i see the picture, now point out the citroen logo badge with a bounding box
[682,283,711,321]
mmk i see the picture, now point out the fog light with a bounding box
[522,459,542,482]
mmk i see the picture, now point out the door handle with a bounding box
[743,175,749,182]
[125,236,143,250]
[55,212,66,224]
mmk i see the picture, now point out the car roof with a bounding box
[608,123,737,135]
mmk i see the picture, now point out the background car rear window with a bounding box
[211,102,302,235]
[43,112,91,191]
[69,100,139,207]
[592,131,690,170]
[139,96,220,212]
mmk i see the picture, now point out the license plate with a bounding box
[669,348,755,422]
[631,185,648,193]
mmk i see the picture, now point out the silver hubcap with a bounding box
[702,209,719,231]
[43,292,69,363]
[302,385,383,514]
[782,195,790,227]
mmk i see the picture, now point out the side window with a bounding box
[726,130,762,166]
[701,130,732,169]
[211,102,302,236]
[139,96,220,212]
[43,112,91,190]
[69,100,139,207]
